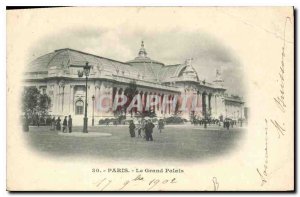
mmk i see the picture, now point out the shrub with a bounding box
[165,116,184,124]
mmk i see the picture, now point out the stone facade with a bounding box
[23,42,245,125]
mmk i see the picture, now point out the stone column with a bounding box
[88,83,94,118]
[213,94,217,118]
[56,84,60,115]
[206,94,209,117]
[132,90,137,116]
[69,85,74,115]
[157,94,161,117]
[168,95,171,114]
[114,87,119,113]
[146,92,151,112]
[194,92,200,117]
[109,86,113,111]
[202,93,206,117]
[210,94,216,118]
[95,85,100,116]
[61,86,65,113]
[141,92,145,112]
[62,84,70,115]
[208,94,212,116]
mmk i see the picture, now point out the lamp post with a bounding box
[78,62,91,133]
[204,95,207,129]
[92,95,95,126]
[240,108,243,127]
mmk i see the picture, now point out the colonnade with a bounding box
[47,80,227,120]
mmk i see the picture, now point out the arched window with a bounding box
[75,100,84,115]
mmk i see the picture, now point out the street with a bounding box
[25,125,245,161]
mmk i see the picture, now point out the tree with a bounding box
[38,93,52,117]
[22,87,51,121]
[124,80,137,117]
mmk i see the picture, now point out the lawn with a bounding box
[25,125,245,162]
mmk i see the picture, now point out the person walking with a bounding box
[68,115,72,133]
[145,120,155,141]
[51,116,55,131]
[149,120,155,141]
[144,120,149,140]
[56,117,61,131]
[158,119,164,133]
[62,116,67,133]
[137,125,142,137]
[129,120,136,137]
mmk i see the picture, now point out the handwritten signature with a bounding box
[257,119,268,186]
[270,16,291,139]
[273,16,291,113]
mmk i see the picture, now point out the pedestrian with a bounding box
[149,120,155,141]
[158,119,164,133]
[137,126,142,137]
[56,117,61,131]
[51,116,56,130]
[226,121,230,130]
[140,119,146,138]
[129,120,136,137]
[145,120,154,141]
[62,116,67,133]
[68,115,72,133]
[144,120,149,141]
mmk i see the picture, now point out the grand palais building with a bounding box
[24,41,245,125]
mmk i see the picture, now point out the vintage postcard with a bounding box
[6,7,294,191]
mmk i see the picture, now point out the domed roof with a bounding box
[126,41,164,65]
[126,41,165,82]
[28,48,138,75]
[159,59,200,83]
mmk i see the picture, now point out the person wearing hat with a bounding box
[145,119,155,141]
[129,120,136,137]
[62,116,68,133]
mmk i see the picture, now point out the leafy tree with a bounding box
[22,87,40,118]
[124,80,137,117]
[22,86,51,120]
[38,93,51,117]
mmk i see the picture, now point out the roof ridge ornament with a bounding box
[214,68,224,87]
[138,40,147,58]
[215,68,223,81]
[185,58,193,67]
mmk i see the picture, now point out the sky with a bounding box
[29,26,246,99]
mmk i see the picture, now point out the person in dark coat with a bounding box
[129,120,136,137]
[56,117,61,131]
[226,121,230,130]
[145,120,155,141]
[68,115,72,133]
[62,116,67,132]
